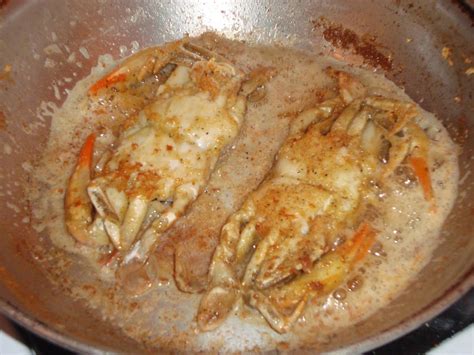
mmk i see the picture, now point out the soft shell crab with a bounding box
[65,39,274,286]
[198,70,435,333]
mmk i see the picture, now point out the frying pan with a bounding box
[0,0,472,352]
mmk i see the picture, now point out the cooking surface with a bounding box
[2,288,472,353]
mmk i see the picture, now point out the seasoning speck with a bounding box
[0,64,12,81]
[0,111,6,130]
[441,47,454,66]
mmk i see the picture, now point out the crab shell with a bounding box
[197,70,434,333]
[64,40,275,293]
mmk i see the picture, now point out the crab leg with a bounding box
[116,183,199,294]
[118,196,151,250]
[226,67,277,126]
[289,97,342,137]
[88,39,204,96]
[366,97,418,135]
[331,99,363,132]
[329,68,367,104]
[197,202,262,331]
[65,134,109,246]
[250,223,377,333]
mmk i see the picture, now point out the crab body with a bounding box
[65,39,274,288]
[198,70,434,333]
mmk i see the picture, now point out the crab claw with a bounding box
[249,223,377,333]
[196,208,253,331]
[356,97,435,210]
[88,39,223,96]
[65,134,109,246]
[88,41,185,95]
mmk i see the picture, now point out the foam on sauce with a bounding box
[27,33,459,351]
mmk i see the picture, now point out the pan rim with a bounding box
[0,268,472,353]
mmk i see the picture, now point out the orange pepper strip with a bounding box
[89,72,127,96]
[348,223,377,265]
[78,133,96,168]
[352,224,377,264]
[409,156,436,211]
[337,222,377,265]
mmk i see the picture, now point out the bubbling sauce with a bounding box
[27,33,458,351]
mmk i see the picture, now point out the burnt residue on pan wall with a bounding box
[313,17,393,71]
[0,0,472,353]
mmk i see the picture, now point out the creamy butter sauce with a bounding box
[27,33,458,351]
